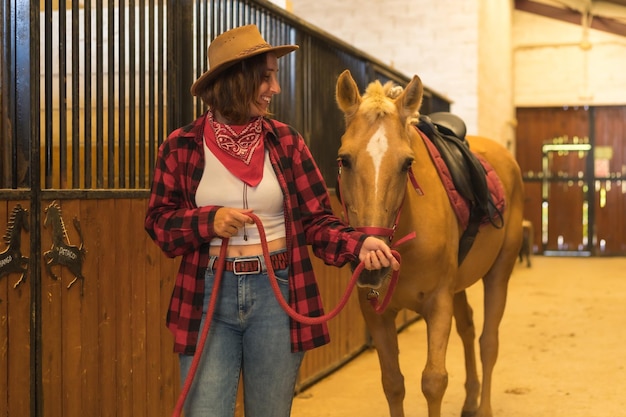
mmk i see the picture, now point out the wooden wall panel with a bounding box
[0,200,31,417]
[1,195,416,417]
[39,199,180,417]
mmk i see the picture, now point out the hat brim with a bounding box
[190,44,298,96]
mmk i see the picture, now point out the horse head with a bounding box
[335,70,423,288]
[44,201,61,229]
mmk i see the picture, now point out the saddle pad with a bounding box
[417,128,506,230]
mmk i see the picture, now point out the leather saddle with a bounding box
[417,112,503,265]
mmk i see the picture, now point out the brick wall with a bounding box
[286,0,626,149]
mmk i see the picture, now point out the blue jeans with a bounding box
[179,252,304,417]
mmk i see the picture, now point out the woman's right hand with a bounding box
[214,207,254,238]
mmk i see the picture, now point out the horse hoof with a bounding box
[461,411,477,417]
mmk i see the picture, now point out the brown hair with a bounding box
[198,53,268,124]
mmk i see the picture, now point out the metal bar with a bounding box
[148,0,155,182]
[129,0,136,188]
[21,0,43,412]
[44,1,53,188]
[59,0,67,188]
[84,0,93,188]
[72,0,80,188]
[108,0,115,187]
[139,0,146,188]
[157,0,165,147]
[119,0,126,188]
[96,0,104,188]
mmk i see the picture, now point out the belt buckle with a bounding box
[232,257,261,275]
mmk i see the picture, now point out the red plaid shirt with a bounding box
[145,113,366,354]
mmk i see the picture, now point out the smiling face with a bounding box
[250,53,281,117]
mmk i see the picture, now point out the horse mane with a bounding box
[361,80,420,124]
[359,80,399,124]
[47,202,69,242]
[3,205,22,244]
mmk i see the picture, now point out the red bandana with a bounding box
[205,111,265,187]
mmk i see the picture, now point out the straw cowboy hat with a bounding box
[190,24,299,96]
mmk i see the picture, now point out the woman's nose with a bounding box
[270,76,281,94]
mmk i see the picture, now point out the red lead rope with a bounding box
[171,213,405,417]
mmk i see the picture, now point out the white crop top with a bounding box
[196,140,286,246]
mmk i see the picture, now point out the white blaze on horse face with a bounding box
[366,125,389,198]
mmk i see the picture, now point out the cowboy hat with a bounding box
[190,24,299,96]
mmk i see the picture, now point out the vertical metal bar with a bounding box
[129,0,136,188]
[0,0,14,188]
[44,1,53,188]
[108,0,115,187]
[119,0,126,188]
[84,0,93,188]
[148,0,155,181]
[24,1,43,416]
[167,0,194,133]
[139,0,146,188]
[72,0,80,188]
[59,0,67,188]
[96,0,104,188]
[157,0,165,146]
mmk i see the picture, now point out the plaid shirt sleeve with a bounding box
[145,117,217,354]
[144,120,221,258]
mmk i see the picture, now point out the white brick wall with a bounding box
[288,0,509,144]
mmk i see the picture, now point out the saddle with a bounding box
[417,112,504,265]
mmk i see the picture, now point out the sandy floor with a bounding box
[291,256,626,417]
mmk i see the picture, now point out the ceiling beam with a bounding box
[515,0,626,37]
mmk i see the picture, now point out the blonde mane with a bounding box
[360,80,420,124]
[359,80,398,124]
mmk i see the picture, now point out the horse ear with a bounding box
[396,75,423,122]
[336,70,362,121]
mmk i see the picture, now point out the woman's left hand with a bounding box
[359,237,401,271]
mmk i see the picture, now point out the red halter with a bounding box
[336,161,423,244]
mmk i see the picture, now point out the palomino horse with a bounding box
[335,70,524,417]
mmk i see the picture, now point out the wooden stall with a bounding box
[1,1,442,416]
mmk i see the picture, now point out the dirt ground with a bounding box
[291,256,626,417]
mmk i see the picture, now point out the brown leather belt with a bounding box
[213,251,289,275]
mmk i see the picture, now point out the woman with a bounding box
[145,24,400,417]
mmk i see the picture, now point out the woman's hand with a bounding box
[214,208,254,238]
[359,237,400,271]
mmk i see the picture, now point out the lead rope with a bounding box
[171,213,404,417]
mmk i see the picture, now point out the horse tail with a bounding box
[73,217,86,255]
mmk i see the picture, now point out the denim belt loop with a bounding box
[207,256,217,272]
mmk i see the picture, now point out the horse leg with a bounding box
[67,268,85,296]
[476,264,513,417]
[421,290,454,417]
[13,270,27,288]
[43,252,60,280]
[453,290,480,417]
[358,289,405,417]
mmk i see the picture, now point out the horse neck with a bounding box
[50,214,69,246]
[3,216,24,249]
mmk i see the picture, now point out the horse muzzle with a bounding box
[351,261,391,289]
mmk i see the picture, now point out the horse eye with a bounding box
[401,158,414,172]
[337,155,352,169]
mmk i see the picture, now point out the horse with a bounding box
[0,204,30,289]
[43,201,87,295]
[335,70,524,417]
